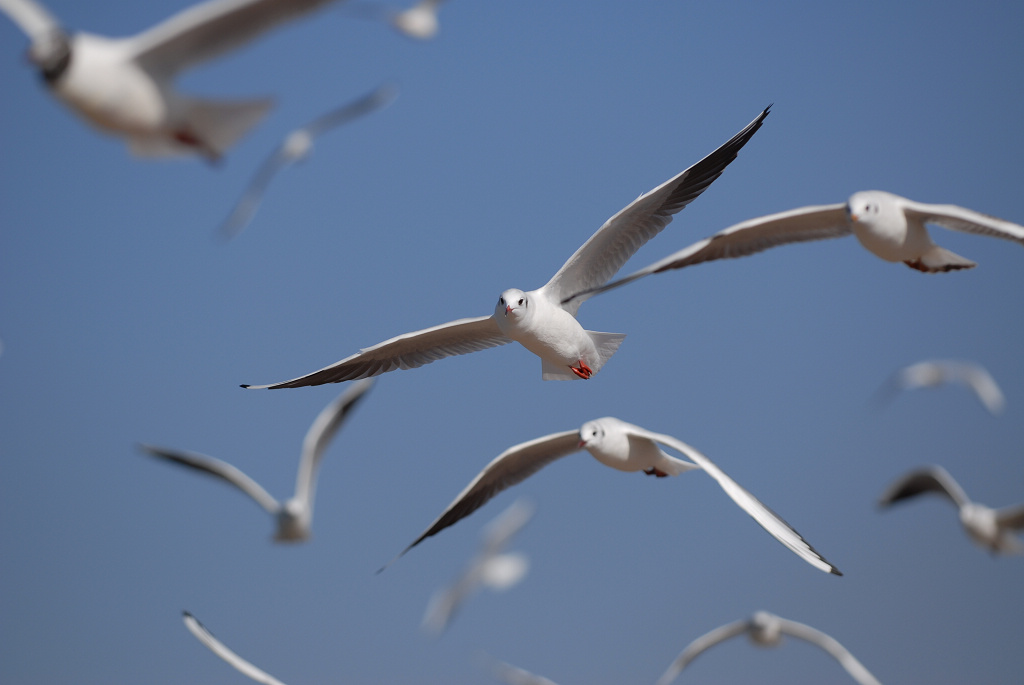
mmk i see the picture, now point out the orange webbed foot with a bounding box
[569,360,593,379]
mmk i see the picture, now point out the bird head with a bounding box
[496,289,528,320]
[845,191,888,224]
[28,29,71,84]
[577,419,605,449]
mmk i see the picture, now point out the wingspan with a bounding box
[902,199,1024,245]
[182,612,288,685]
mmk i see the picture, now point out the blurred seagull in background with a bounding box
[182,611,289,685]
[243,106,770,389]
[655,611,881,685]
[346,0,447,40]
[563,190,1024,305]
[219,84,398,239]
[383,416,841,575]
[492,660,561,685]
[879,465,1024,555]
[0,0,340,160]
[873,359,1005,416]
[421,499,534,635]
[142,378,373,542]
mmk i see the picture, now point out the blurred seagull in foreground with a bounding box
[383,416,841,575]
[563,190,1024,305]
[655,611,881,685]
[874,359,1005,416]
[0,0,340,160]
[347,0,447,40]
[421,499,533,635]
[182,611,288,685]
[879,465,1024,555]
[219,84,398,239]
[243,106,769,389]
[142,378,373,542]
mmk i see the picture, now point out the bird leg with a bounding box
[569,360,593,379]
[644,468,670,478]
[173,128,221,164]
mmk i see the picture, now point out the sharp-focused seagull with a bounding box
[243,106,770,389]
[421,499,533,635]
[347,0,447,40]
[563,190,1024,304]
[0,0,340,160]
[879,465,1024,555]
[219,84,398,239]
[873,359,1005,416]
[142,378,373,541]
[182,611,289,685]
[655,611,881,685]
[384,417,840,575]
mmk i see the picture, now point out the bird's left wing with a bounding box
[637,427,841,575]
[544,106,770,314]
[902,199,1024,246]
[995,503,1024,531]
[0,0,59,41]
[128,0,337,77]
[654,620,748,685]
[777,617,882,685]
[243,315,510,389]
[182,612,288,685]
[379,430,580,570]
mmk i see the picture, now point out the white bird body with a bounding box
[245,107,770,388]
[879,465,1024,555]
[392,0,443,39]
[1,0,338,159]
[142,378,373,542]
[384,416,840,575]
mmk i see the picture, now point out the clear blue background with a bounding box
[1,1,1022,683]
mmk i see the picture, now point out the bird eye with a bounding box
[518,298,524,306]
[499,297,505,305]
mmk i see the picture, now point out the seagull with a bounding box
[873,359,1005,416]
[242,106,770,389]
[421,498,533,635]
[655,611,881,685]
[563,190,1024,304]
[346,0,447,40]
[492,661,560,685]
[382,417,841,575]
[0,0,340,160]
[182,611,289,685]
[219,84,398,239]
[878,465,1024,555]
[142,378,373,542]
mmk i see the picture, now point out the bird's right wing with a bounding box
[182,612,288,685]
[243,315,511,389]
[218,146,292,239]
[379,430,580,570]
[949,362,1006,415]
[902,199,1024,246]
[563,203,849,306]
[480,498,535,556]
[777,617,882,685]
[654,620,748,685]
[0,0,59,40]
[140,444,280,514]
[878,465,971,510]
[995,503,1024,531]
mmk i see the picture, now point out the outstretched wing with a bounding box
[654,620,748,685]
[544,106,771,314]
[564,203,849,306]
[182,612,288,685]
[0,0,60,41]
[902,199,1024,246]
[777,617,882,685]
[243,315,510,389]
[878,465,971,510]
[140,443,280,514]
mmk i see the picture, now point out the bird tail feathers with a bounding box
[904,246,977,273]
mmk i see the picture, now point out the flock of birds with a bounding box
[3,0,1023,683]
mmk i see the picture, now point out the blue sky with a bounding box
[1,1,1022,683]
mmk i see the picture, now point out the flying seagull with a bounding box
[142,378,373,541]
[219,84,398,239]
[563,190,1024,305]
[0,0,340,160]
[492,661,560,685]
[243,106,770,388]
[873,359,1005,416]
[655,611,881,685]
[383,416,841,575]
[421,498,533,635]
[182,611,289,685]
[878,465,1024,555]
[346,0,447,40]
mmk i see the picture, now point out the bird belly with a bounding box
[852,217,930,262]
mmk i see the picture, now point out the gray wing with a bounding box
[544,106,771,314]
[379,430,580,570]
[243,315,510,389]
[947,361,1006,415]
[140,443,280,514]
[493,661,561,685]
[995,503,1024,530]
[292,377,374,505]
[654,620,748,685]
[636,427,841,575]
[480,497,535,556]
[902,199,1024,245]
[128,0,337,77]
[219,147,292,239]
[564,203,849,306]
[302,83,398,138]
[182,612,288,685]
[0,0,60,40]
[878,465,971,510]
[776,617,882,685]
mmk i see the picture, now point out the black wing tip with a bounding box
[829,565,843,577]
